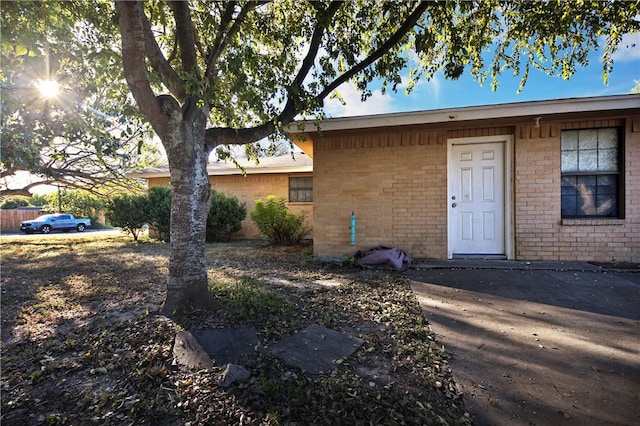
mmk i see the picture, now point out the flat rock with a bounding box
[173,330,214,369]
[267,324,364,374]
[173,327,258,369]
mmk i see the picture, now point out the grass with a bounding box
[0,233,471,425]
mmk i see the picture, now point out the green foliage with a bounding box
[104,193,149,242]
[0,0,163,197]
[147,186,171,241]
[29,193,49,207]
[45,190,103,223]
[0,196,30,209]
[206,189,247,242]
[209,278,291,323]
[0,194,49,209]
[250,196,309,245]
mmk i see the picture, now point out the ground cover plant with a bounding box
[1,233,470,425]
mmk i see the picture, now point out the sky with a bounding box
[322,33,640,118]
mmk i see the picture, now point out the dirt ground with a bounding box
[1,234,472,425]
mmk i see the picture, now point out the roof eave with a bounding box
[127,165,312,180]
[287,94,640,134]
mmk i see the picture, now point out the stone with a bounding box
[267,324,364,374]
[218,363,251,388]
[191,327,258,365]
[172,327,258,369]
[173,330,215,370]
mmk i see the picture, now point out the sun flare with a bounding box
[35,79,60,99]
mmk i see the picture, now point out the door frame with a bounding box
[447,135,515,259]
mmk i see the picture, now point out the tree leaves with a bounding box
[1,1,162,197]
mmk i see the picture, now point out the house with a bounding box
[287,95,639,262]
[128,153,313,238]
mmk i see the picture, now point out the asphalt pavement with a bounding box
[406,260,640,426]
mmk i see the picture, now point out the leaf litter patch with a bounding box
[1,236,472,425]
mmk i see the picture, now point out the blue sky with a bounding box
[323,33,640,117]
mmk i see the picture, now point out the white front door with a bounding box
[448,140,506,257]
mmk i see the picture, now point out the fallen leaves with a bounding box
[1,236,472,425]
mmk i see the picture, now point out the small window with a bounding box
[289,176,313,202]
[561,128,621,218]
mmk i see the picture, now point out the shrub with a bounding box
[206,189,247,242]
[0,196,30,209]
[249,195,309,245]
[147,186,171,241]
[46,190,103,224]
[0,194,49,210]
[105,193,149,241]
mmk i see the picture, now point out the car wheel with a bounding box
[41,225,51,234]
[76,224,86,232]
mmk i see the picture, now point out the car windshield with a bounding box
[35,214,56,221]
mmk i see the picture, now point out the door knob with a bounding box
[451,196,456,200]
[452,203,457,208]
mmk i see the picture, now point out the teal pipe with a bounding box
[350,212,356,245]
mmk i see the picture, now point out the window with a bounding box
[561,128,621,218]
[289,176,313,202]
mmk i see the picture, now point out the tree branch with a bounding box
[317,1,430,100]
[115,1,167,138]
[170,0,200,78]
[204,2,429,148]
[205,1,237,78]
[140,6,186,99]
[1,186,40,198]
[204,122,275,148]
[204,2,267,83]
[290,1,343,90]
[275,1,344,125]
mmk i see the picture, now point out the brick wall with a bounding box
[148,173,313,239]
[313,114,639,262]
[313,128,448,258]
[515,119,639,262]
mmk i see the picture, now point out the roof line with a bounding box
[128,165,312,179]
[287,94,640,133]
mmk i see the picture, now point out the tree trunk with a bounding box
[159,98,217,315]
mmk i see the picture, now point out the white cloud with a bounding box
[323,82,396,117]
[610,33,640,63]
[412,74,442,102]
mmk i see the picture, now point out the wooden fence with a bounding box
[0,209,43,230]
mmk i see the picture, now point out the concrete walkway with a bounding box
[406,261,640,426]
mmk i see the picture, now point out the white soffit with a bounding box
[288,95,640,133]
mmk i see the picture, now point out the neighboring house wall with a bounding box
[311,112,639,262]
[147,172,313,239]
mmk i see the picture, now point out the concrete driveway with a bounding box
[406,261,640,426]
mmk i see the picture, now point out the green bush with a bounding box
[249,195,309,245]
[105,193,149,241]
[46,190,103,224]
[206,189,247,242]
[0,196,30,209]
[147,186,171,241]
[0,194,49,210]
